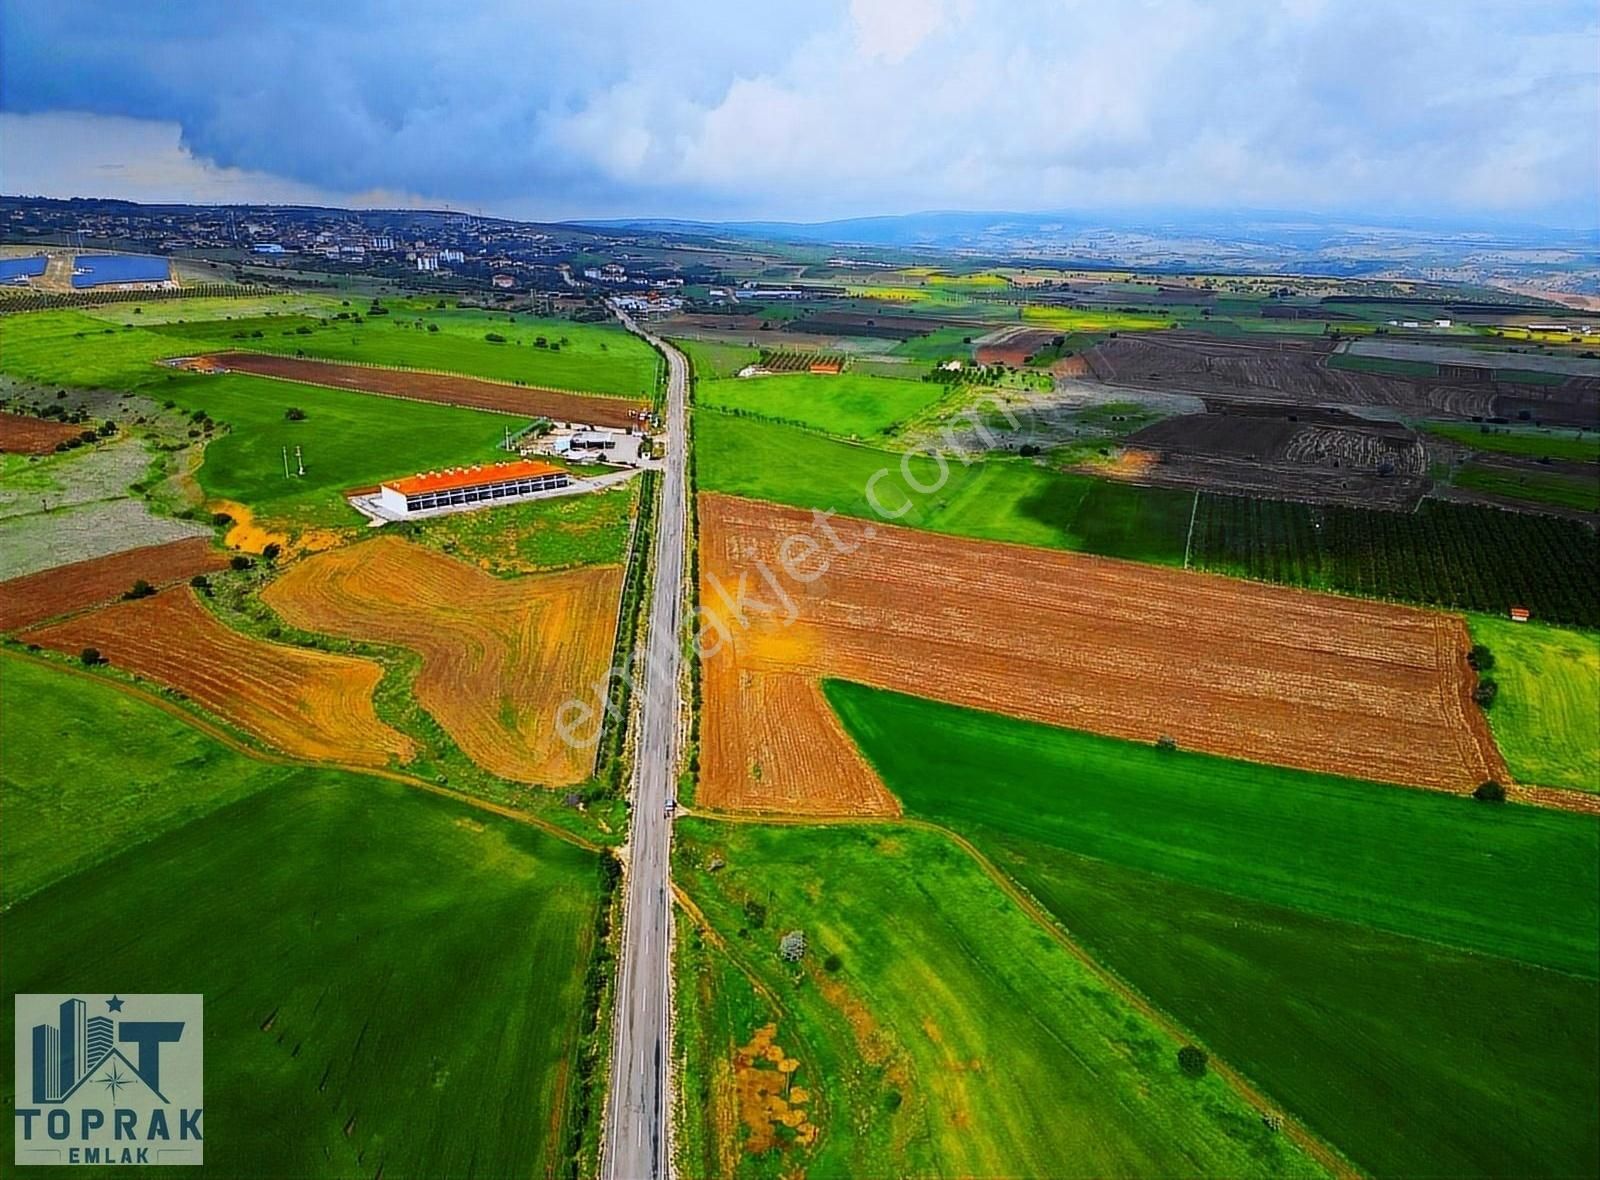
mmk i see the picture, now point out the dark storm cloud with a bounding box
[3,0,1596,224]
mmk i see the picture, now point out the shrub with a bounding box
[229,555,255,572]
[1468,644,1496,672]
[823,953,842,974]
[123,579,156,600]
[212,512,234,527]
[742,899,767,929]
[1473,679,1499,708]
[261,542,282,562]
[80,647,105,667]
[1156,734,1178,752]
[1474,779,1507,803]
[284,407,307,421]
[1177,1045,1208,1078]
[189,574,211,592]
[484,332,507,343]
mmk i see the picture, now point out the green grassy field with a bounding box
[0,652,603,1179]
[411,479,636,575]
[1423,421,1600,463]
[142,305,660,397]
[1455,461,1600,512]
[825,681,1599,971]
[695,410,1194,562]
[6,293,656,396]
[1468,615,1600,792]
[887,327,975,362]
[697,372,947,438]
[676,338,761,379]
[0,653,289,906]
[825,681,1600,1178]
[1326,352,1440,378]
[673,821,1323,1179]
[176,372,518,527]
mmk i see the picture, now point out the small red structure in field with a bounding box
[1508,606,1531,623]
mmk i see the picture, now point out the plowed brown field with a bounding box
[0,537,229,632]
[26,588,412,768]
[262,535,622,785]
[698,493,1506,814]
[206,352,648,429]
[0,412,85,454]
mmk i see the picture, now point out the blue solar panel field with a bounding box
[0,255,48,282]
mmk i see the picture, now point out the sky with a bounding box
[2,0,1596,229]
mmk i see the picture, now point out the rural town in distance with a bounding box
[1,3,1597,1178]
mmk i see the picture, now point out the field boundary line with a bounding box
[174,349,646,404]
[1183,488,1200,569]
[684,807,1362,1180]
[1,648,602,853]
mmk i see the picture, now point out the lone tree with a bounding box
[1473,679,1499,709]
[1177,1045,1208,1078]
[1468,643,1495,672]
[779,930,807,963]
[284,406,307,421]
[1474,780,1507,803]
[123,579,155,600]
[80,647,104,667]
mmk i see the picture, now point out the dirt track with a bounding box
[263,535,622,785]
[205,352,650,429]
[0,537,229,632]
[0,411,85,455]
[26,587,413,768]
[698,493,1508,814]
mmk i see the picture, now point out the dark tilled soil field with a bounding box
[1124,408,1429,508]
[1084,332,1508,417]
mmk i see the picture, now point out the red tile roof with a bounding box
[384,460,566,497]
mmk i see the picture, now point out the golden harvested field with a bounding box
[262,535,622,785]
[0,537,228,633]
[26,588,412,768]
[698,493,1506,814]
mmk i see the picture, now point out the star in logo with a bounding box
[105,995,124,1012]
[99,1063,131,1104]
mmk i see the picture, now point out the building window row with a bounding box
[404,474,567,512]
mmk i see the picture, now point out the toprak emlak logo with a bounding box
[13,994,203,1167]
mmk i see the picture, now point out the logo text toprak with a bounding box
[14,994,203,1167]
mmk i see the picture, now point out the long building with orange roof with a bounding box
[377,459,570,516]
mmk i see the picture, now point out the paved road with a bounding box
[603,308,687,1180]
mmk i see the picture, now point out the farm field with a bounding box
[1423,420,1600,462]
[263,535,621,785]
[695,410,1195,560]
[696,494,1503,813]
[0,652,293,905]
[0,491,213,581]
[26,587,414,769]
[0,309,619,530]
[1454,460,1600,512]
[209,351,650,428]
[0,535,226,631]
[1190,494,1600,627]
[0,409,85,454]
[1468,615,1600,792]
[676,337,761,379]
[697,371,946,437]
[414,478,636,575]
[826,682,1600,1178]
[144,304,661,396]
[1,711,604,1178]
[672,820,1325,1179]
